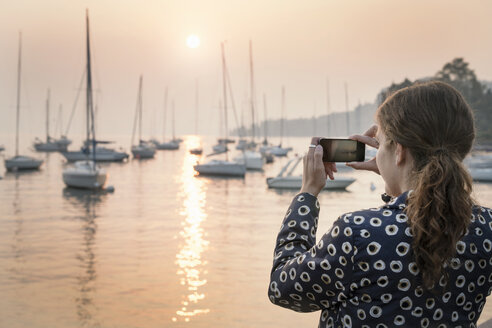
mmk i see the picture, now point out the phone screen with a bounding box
[319,138,366,162]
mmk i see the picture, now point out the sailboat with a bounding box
[62,10,107,189]
[234,40,264,170]
[267,156,355,190]
[153,87,180,150]
[61,22,128,163]
[131,75,156,159]
[258,94,274,163]
[270,86,292,157]
[194,42,246,177]
[4,32,43,171]
[190,80,203,155]
[33,89,72,152]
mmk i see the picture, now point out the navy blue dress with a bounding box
[269,191,492,328]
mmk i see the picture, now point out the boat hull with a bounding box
[132,146,156,159]
[63,162,107,189]
[194,160,246,177]
[155,142,179,150]
[234,151,264,170]
[270,146,290,157]
[469,168,492,182]
[190,148,203,155]
[5,156,43,171]
[267,176,355,190]
[62,149,129,162]
[34,142,68,152]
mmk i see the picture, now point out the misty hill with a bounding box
[231,102,377,138]
[233,59,492,145]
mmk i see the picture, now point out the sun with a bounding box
[186,34,200,49]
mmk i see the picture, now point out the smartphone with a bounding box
[319,138,366,162]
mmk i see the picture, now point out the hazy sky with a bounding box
[1,0,491,140]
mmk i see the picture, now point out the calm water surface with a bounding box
[1,136,491,328]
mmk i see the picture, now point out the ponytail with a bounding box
[406,151,474,289]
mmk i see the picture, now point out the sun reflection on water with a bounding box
[173,136,210,322]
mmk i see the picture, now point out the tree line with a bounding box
[378,58,492,145]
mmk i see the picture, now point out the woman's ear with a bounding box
[395,143,406,166]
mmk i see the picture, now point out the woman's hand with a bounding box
[300,137,334,197]
[346,124,380,174]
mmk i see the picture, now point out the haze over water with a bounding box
[0,136,491,327]
[2,1,492,327]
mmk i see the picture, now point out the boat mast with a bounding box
[138,75,143,144]
[221,42,229,160]
[249,40,256,144]
[46,89,51,142]
[59,104,64,138]
[15,32,22,157]
[163,86,168,141]
[86,9,96,163]
[263,93,268,145]
[344,82,350,136]
[172,100,176,140]
[280,86,285,147]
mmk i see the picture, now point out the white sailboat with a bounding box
[62,142,129,162]
[131,75,156,159]
[270,86,292,157]
[61,20,128,163]
[63,10,107,190]
[266,156,355,190]
[33,89,71,152]
[194,42,246,177]
[153,87,180,150]
[234,150,264,170]
[258,94,274,163]
[234,40,264,170]
[63,160,107,189]
[5,32,43,172]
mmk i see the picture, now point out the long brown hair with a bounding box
[378,81,475,289]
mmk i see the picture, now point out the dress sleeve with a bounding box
[268,192,355,313]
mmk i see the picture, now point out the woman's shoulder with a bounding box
[473,204,492,219]
[470,205,492,234]
[336,193,409,228]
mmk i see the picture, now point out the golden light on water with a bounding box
[173,136,209,322]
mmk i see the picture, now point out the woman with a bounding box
[268,81,492,327]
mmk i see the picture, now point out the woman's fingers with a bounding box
[349,124,379,149]
[362,124,378,138]
[349,134,379,149]
[346,157,380,174]
[301,137,329,196]
[323,162,335,180]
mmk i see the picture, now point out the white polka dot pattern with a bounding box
[269,192,492,327]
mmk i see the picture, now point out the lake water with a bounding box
[1,135,491,328]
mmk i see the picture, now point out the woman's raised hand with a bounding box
[300,137,336,197]
[346,124,380,174]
